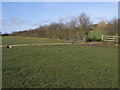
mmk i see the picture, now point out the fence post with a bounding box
[101,34,104,41]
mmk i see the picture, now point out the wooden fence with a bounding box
[101,35,120,43]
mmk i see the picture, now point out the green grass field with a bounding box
[2,36,118,88]
[2,36,67,45]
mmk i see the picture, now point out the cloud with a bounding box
[32,16,77,27]
[57,15,77,23]
[41,19,53,23]
[32,19,54,27]
[95,16,108,22]
[0,20,9,26]
[58,16,70,20]
[58,16,74,20]
[2,17,28,26]
[0,20,2,27]
[9,17,28,25]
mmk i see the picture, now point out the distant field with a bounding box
[2,36,67,45]
[2,36,118,88]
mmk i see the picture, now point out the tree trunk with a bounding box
[82,34,88,42]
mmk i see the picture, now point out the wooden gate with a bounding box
[101,35,120,43]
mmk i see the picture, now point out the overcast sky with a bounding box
[2,2,118,33]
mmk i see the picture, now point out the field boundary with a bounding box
[1,43,72,47]
[2,42,116,48]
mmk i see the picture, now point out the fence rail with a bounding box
[101,35,120,43]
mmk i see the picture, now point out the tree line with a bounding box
[11,13,119,42]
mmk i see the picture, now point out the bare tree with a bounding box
[103,18,118,35]
[67,18,77,30]
[78,13,92,42]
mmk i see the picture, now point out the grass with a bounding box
[2,36,118,88]
[2,36,67,45]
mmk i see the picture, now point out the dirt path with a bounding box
[1,43,72,47]
[1,42,118,48]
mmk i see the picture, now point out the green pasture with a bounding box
[2,36,67,45]
[2,36,118,88]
